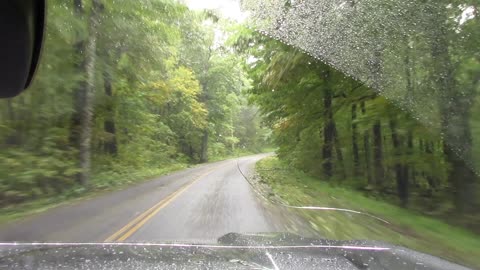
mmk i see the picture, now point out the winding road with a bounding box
[0,154,308,243]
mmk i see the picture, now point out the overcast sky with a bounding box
[183,0,248,22]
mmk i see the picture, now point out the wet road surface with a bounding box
[0,154,306,243]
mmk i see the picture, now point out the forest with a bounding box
[0,0,270,205]
[0,0,479,233]
[240,0,480,229]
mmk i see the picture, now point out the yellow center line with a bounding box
[104,164,223,242]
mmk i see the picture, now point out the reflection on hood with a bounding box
[0,233,471,270]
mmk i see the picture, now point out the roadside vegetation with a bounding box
[239,1,480,265]
[238,0,480,232]
[0,0,478,263]
[0,149,262,224]
[257,157,480,269]
[0,1,271,214]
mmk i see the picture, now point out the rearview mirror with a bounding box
[0,1,46,98]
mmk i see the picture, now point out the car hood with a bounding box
[0,233,471,270]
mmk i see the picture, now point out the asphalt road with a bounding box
[0,154,310,243]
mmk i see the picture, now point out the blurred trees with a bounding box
[0,0,270,205]
[1,0,477,232]
[239,0,479,226]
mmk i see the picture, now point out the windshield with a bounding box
[0,0,479,269]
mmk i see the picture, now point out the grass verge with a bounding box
[256,156,480,269]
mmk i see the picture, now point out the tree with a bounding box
[0,0,269,204]
[78,0,103,186]
[242,0,479,217]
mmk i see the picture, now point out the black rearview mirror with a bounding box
[0,1,45,98]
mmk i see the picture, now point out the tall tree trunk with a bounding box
[367,36,385,188]
[361,101,373,186]
[404,42,416,190]
[351,103,360,177]
[363,130,373,186]
[69,0,86,149]
[188,144,195,160]
[198,48,213,164]
[230,114,235,153]
[430,4,476,213]
[69,0,87,184]
[78,0,102,186]
[372,119,384,188]
[200,130,209,163]
[322,72,334,179]
[103,69,117,155]
[425,140,437,193]
[389,118,408,206]
[407,130,416,186]
[333,123,346,179]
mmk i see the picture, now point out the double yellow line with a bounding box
[104,166,220,242]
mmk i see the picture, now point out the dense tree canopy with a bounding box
[239,0,479,227]
[0,0,270,204]
[0,0,478,233]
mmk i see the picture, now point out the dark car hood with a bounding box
[0,233,471,270]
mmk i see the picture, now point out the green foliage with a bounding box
[257,157,480,269]
[0,129,79,205]
[0,0,271,207]
[236,11,479,224]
